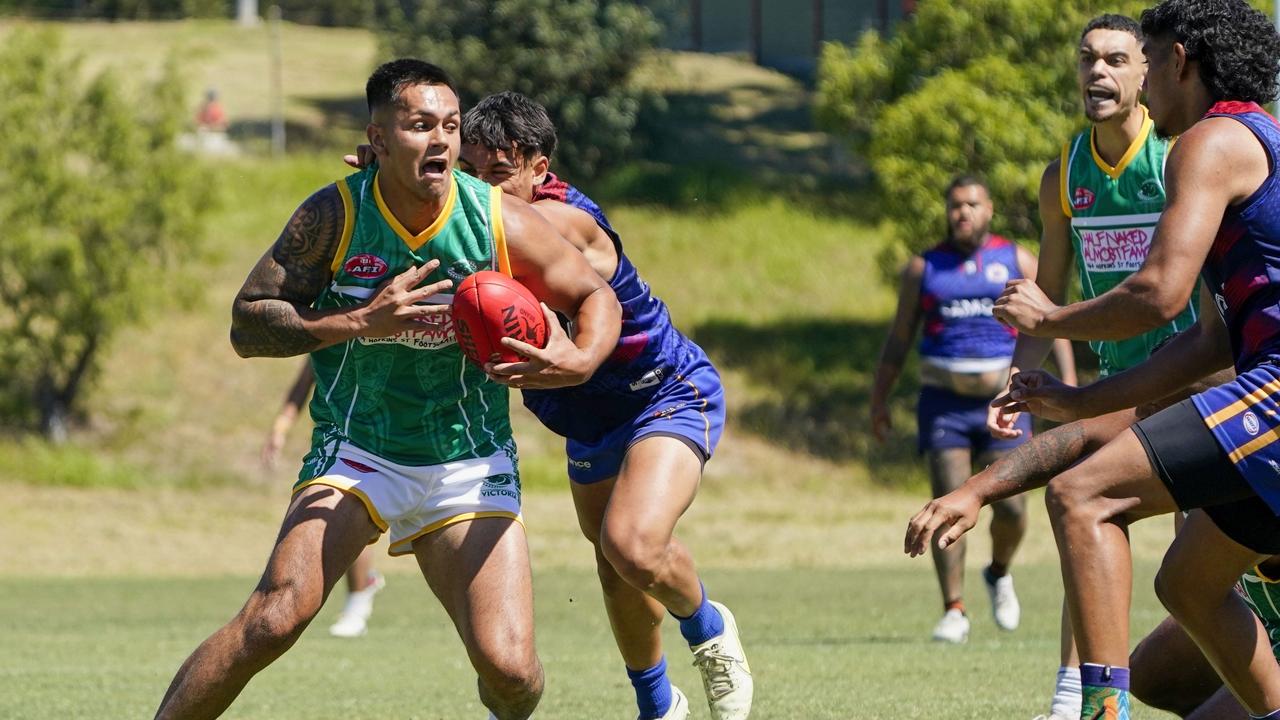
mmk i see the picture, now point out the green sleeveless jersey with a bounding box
[1060,108,1198,375]
[1239,567,1280,660]
[303,167,514,469]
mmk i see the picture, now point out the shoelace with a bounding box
[692,644,738,699]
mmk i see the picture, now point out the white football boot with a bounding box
[690,601,753,719]
[329,570,385,638]
[984,566,1021,631]
[931,608,970,643]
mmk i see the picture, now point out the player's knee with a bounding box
[599,526,666,589]
[1153,564,1207,620]
[240,586,315,653]
[1045,475,1093,529]
[1128,639,1169,709]
[477,649,544,706]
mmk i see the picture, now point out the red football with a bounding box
[451,271,548,367]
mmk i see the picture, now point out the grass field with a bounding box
[0,19,1188,720]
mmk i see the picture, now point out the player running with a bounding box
[986,15,1199,719]
[870,175,1076,643]
[459,91,751,720]
[153,60,620,720]
[989,1,1280,717]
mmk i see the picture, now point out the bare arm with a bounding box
[1030,118,1268,339]
[997,286,1234,421]
[231,184,454,358]
[529,198,619,281]
[1013,240,1078,386]
[1013,161,1074,369]
[870,256,925,442]
[491,196,621,387]
[905,408,1136,556]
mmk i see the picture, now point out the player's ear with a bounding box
[1171,42,1189,81]
[367,122,387,156]
[531,155,550,186]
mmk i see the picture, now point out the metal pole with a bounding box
[269,4,285,156]
[236,0,258,26]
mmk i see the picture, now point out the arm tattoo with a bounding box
[985,422,1087,500]
[230,185,345,357]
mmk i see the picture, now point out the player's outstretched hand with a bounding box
[343,144,376,170]
[485,303,593,389]
[990,370,1085,423]
[993,279,1060,335]
[359,260,453,338]
[986,377,1025,439]
[905,487,981,557]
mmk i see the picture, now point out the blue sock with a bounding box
[672,583,725,646]
[627,656,673,719]
[1080,663,1131,720]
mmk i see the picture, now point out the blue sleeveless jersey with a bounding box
[918,236,1021,366]
[1187,102,1280,514]
[522,174,710,441]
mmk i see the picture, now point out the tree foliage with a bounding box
[816,0,1271,274]
[376,0,660,179]
[0,29,209,438]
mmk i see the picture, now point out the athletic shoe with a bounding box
[329,570,385,638]
[983,566,1021,631]
[931,608,970,643]
[1031,715,1074,720]
[690,601,753,719]
[648,686,690,720]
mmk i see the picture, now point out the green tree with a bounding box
[0,29,208,439]
[816,0,1270,274]
[376,0,660,179]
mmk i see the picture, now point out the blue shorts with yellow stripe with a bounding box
[1191,361,1280,514]
[565,354,725,484]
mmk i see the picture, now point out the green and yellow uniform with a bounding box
[1060,107,1199,375]
[295,168,522,554]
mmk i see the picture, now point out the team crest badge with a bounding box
[963,260,978,275]
[984,262,1010,285]
[1244,412,1261,436]
[344,253,388,280]
[1137,179,1162,202]
[1072,187,1095,211]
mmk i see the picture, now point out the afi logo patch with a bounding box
[1244,412,1261,436]
[984,262,1010,285]
[1073,187,1096,211]
[344,254,388,280]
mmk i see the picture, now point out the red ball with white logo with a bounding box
[451,271,549,367]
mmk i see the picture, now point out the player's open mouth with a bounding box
[422,158,449,177]
[1086,86,1117,103]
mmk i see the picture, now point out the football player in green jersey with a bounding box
[153,59,620,720]
[984,15,1196,719]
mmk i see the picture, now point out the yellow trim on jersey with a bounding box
[329,181,356,274]
[1089,106,1152,181]
[372,170,458,251]
[1254,564,1280,583]
[1203,379,1280,428]
[292,477,390,533]
[1228,425,1280,465]
[1059,141,1073,219]
[387,511,522,556]
[491,185,512,277]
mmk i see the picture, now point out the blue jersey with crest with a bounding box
[521,174,711,442]
[918,235,1021,365]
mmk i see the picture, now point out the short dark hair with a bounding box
[1080,14,1142,44]
[461,91,558,163]
[365,59,458,115]
[945,174,987,200]
[1141,0,1280,104]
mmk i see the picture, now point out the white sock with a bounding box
[1050,666,1082,719]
